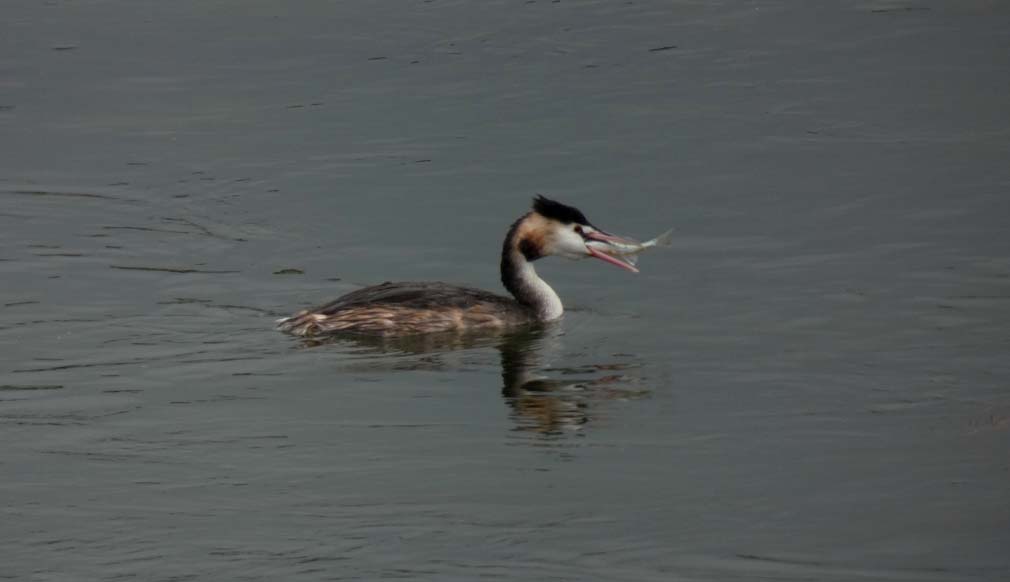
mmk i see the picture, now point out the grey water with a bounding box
[2,0,1009,580]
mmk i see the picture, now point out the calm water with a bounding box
[2,1,1009,580]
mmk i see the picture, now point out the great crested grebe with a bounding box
[276,196,639,337]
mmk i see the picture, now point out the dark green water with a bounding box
[2,1,1008,580]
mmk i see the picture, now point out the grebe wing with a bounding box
[311,281,518,314]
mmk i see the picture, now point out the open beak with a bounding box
[583,229,639,273]
[584,230,634,245]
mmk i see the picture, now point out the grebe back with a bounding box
[277,196,638,337]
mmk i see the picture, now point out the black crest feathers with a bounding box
[532,195,590,225]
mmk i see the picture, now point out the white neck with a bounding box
[503,250,564,321]
[518,258,564,320]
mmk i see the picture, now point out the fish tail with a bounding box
[651,228,674,247]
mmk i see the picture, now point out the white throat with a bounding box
[514,258,563,320]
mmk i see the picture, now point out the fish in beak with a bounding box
[581,227,640,273]
[530,195,669,273]
[583,227,673,273]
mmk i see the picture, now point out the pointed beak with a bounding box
[583,229,639,273]
[587,246,639,272]
[584,229,635,245]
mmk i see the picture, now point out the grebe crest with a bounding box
[277,195,639,337]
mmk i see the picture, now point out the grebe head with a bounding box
[523,195,639,272]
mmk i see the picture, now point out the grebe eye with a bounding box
[574,225,584,234]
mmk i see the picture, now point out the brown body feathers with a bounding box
[276,281,536,337]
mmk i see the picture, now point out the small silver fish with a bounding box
[587,228,673,267]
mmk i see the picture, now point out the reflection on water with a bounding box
[4,0,1009,577]
[295,325,650,436]
[498,327,651,435]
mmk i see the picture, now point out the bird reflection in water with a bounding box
[497,326,650,435]
[297,324,650,436]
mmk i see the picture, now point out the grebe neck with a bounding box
[501,216,564,321]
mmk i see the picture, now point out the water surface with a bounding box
[2,1,1008,580]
